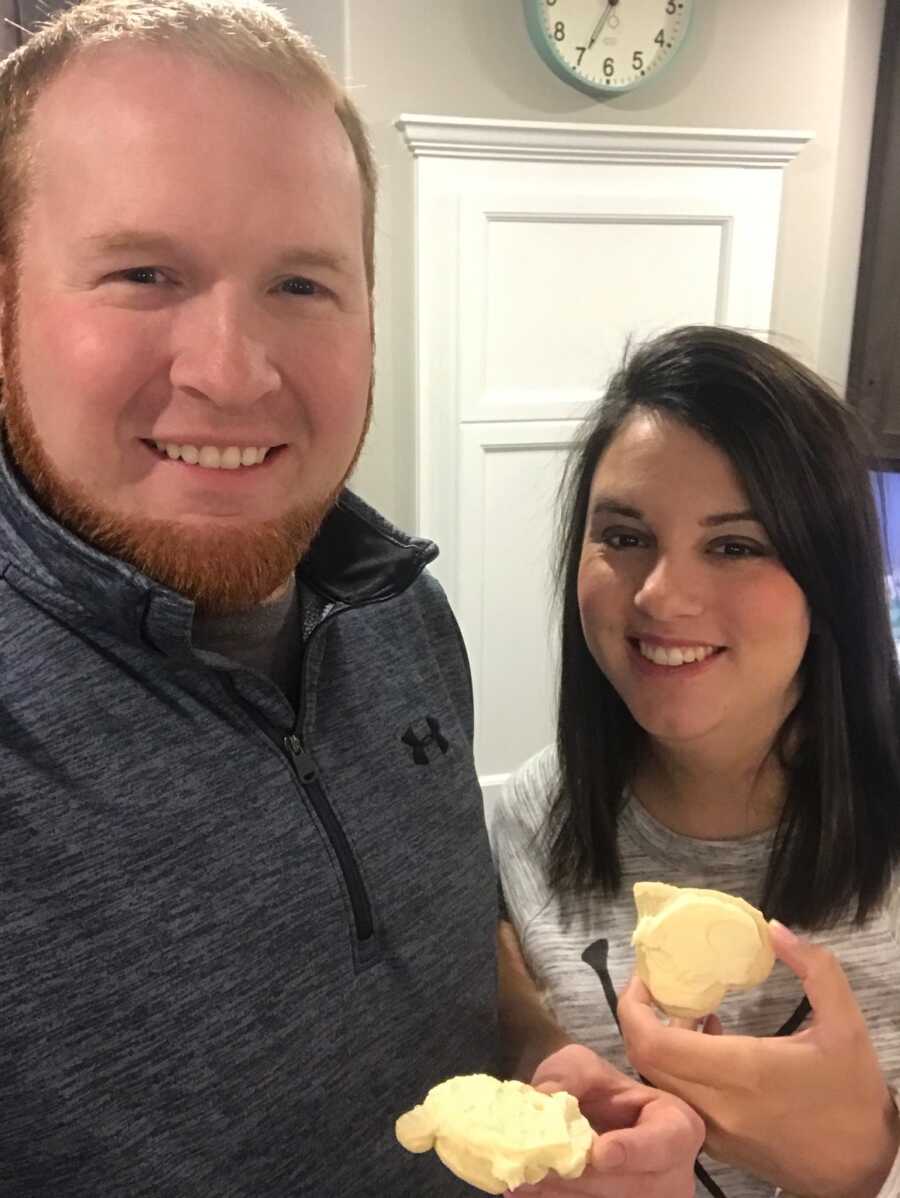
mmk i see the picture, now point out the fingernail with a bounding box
[769,919,798,944]
[596,1140,626,1169]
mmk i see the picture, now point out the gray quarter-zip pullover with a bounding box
[0,441,498,1196]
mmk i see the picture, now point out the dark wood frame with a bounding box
[848,3,900,462]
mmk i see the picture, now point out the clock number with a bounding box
[666,0,677,12]
[575,45,587,67]
[632,50,644,70]
[553,20,565,41]
[603,56,614,78]
[654,28,666,47]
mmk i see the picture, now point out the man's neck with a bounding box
[192,572,303,710]
[260,575,295,607]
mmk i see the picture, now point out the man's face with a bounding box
[2,43,373,612]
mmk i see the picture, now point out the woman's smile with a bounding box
[628,636,727,674]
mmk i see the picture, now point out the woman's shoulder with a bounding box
[884,871,900,943]
[490,746,562,925]
[490,745,559,853]
[502,744,559,817]
[512,743,560,794]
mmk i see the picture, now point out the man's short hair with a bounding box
[0,0,377,288]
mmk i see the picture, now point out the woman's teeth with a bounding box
[152,442,272,469]
[638,641,718,667]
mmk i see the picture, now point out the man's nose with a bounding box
[633,553,704,621]
[169,290,281,407]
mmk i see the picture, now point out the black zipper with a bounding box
[280,730,374,942]
[233,701,375,945]
[227,593,400,949]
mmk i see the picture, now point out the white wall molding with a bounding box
[396,115,812,168]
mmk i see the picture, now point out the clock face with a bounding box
[524,0,693,96]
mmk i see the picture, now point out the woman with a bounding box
[492,326,900,1197]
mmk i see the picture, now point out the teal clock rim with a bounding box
[522,0,693,98]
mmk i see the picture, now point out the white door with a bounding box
[399,117,810,817]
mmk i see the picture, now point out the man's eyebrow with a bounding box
[274,246,355,274]
[81,230,182,256]
[81,232,353,273]
[587,497,761,527]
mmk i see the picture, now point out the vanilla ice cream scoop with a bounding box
[631,882,774,1020]
[395,1074,592,1194]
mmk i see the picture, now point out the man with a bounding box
[0,1,701,1193]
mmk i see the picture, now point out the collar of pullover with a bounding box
[0,434,438,657]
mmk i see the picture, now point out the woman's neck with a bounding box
[633,732,787,840]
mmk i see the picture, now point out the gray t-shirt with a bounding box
[192,575,330,710]
[491,745,900,1198]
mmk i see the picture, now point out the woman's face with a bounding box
[577,411,811,752]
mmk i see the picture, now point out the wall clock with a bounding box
[523,0,694,97]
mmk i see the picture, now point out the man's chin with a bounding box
[72,500,335,614]
[119,510,332,614]
[7,425,334,612]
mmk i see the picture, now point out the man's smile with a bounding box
[142,439,286,469]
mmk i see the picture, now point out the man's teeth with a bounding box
[638,641,718,667]
[153,442,272,469]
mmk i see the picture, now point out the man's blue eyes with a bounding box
[121,267,162,285]
[279,277,317,296]
[116,270,318,295]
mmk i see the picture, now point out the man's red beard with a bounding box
[0,280,371,616]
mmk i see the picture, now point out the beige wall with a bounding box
[282,0,885,528]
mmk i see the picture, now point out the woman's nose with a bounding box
[633,553,704,621]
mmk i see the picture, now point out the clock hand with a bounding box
[587,0,620,50]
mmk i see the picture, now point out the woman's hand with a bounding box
[505,1043,704,1197]
[618,921,900,1197]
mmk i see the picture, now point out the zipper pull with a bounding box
[283,734,318,784]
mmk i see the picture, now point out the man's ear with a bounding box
[0,260,8,404]
[0,258,7,346]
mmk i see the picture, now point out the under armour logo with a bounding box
[401,716,449,765]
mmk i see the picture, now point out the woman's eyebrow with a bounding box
[700,510,759,527]
[587,498,761,527]
[587,497,644,521]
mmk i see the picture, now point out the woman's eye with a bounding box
[711,540,767,558]
[279,276,319,297]
[602,530,647,550]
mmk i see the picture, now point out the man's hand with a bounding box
[497,920,571,1080]
[505,1044,704,1197]
[618,921,900,1198]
